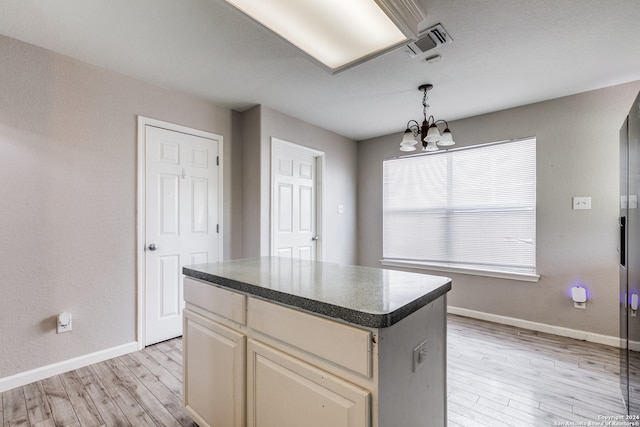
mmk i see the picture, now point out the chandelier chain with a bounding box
[422,87,429,122]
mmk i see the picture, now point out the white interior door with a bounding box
[271,140,322,261]
[144,124,220,346]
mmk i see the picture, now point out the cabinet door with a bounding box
[247,339,370,427]
[184,310,245,427]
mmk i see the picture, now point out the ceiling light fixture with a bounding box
[400,84,455,152]
[221,0,425,73]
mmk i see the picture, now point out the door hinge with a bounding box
[216,156,219,166]
[216,224,219,233]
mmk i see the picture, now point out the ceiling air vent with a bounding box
[402,24,452,58]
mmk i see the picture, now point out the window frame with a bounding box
[381,137,540,282]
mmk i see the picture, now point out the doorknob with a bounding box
[148,243,158,251]
[311,236,319,241]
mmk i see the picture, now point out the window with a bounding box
[382,138,537,281]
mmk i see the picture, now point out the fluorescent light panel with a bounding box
[224,0,420,72]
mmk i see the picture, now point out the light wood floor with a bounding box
[1,315,627,426]
[447,314,626,426]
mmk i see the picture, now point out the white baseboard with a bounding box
[447,306,621,348]
[0,341,139,393]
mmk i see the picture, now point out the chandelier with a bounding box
[400,84,455,152]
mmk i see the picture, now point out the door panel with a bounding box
[158,255,180,318]
[190,252,208,265]
[191,178,209,233]
[145,125,219,345]
[278,183,293,232]
[277,248,293,258]
[159,174,180,235]
[300,186,313,231]
[272,142,318,260]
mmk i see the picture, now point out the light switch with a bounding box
[337,204,344,214]
[572,197,591,210]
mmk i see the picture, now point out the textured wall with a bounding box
[0,35,235,378]
[240,105,359,264]
[358,81,640,338]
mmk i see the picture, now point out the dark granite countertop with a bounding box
[183,257,451,328]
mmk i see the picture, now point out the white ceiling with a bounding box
[1,0,640,141]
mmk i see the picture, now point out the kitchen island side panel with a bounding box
[378,296,447,427]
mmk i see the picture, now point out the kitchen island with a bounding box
[182,257,451,427]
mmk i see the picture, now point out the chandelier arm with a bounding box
[406,120,421,135]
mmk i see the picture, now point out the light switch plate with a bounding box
[572,197,591,210]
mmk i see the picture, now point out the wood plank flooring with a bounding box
[1,340,196,427]
[1,315,628,426]
[447,314,626,426]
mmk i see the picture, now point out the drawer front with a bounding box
[247,297,372,377]
[184,277,246,324]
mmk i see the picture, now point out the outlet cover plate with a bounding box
[57,313,72,333]
[572,197,591,210]
[413,339,428,372]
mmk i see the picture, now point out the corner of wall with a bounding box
[239,105,263,258]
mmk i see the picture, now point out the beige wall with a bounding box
[240,105,359,264]
[0,35,358,380]
[0,35,239,378]
[358,80,640,338]
[4,26,636,381]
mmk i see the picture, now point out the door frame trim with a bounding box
[270,138,325,261]
[136,116,224,349]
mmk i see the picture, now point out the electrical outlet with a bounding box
[57,312,72,334]
[413,339,428,372]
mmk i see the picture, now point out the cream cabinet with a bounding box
[183,310,245,427]
[247,339,370,427]
[183,274,447,427]
[183,278,247,427]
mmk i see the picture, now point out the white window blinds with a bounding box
[383,138,536,275]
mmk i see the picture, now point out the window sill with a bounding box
[379,259,540,283]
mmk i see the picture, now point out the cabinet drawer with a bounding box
[184,277,246,324]
[247,298,372,377]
